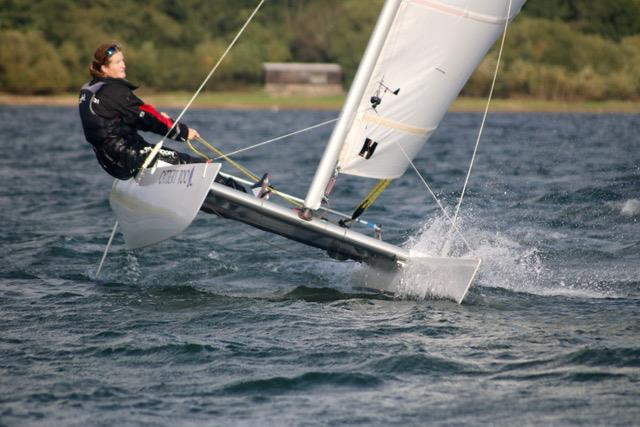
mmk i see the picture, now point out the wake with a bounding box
[400,214,626,300]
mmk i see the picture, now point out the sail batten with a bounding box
[361,113,434,135]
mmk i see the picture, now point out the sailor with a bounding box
[78,41,247,191]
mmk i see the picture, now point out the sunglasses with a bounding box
[105,44,120,57]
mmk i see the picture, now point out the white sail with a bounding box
[336,0,525,179]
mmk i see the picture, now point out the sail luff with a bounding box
[303,0,403,211]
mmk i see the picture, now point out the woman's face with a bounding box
[101,51,126,79]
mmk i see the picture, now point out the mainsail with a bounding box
[304,0,526,208]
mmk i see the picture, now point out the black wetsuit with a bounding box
[78,77,244,191]
[78,77,197,179]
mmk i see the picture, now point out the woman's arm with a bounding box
[100,82,193,141]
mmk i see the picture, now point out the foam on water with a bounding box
[398,213,625,301]
[123,253,141,283]
[621,198,640,217]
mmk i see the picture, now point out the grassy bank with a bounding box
[1,90,639,113]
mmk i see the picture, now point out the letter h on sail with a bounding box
[359,138,379,159]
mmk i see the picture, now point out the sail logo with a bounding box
[157,167,194,188]
[359,138,378,159]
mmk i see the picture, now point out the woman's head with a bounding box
[89,42,126,79]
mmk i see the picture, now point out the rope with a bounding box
[193,135,382,232]
[395,143,473,251]
[441,0,513,256]
[196,136,260,181]
[190,117,340,207]
[96,221,119,279]
[195,135,303,207]
[216,171,381,231]
[214,118,339,160]
[138,0,266,173]
[186,139,210,161]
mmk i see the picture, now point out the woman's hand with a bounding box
[187,127,200,140]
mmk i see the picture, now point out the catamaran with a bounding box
[102,0,527,303]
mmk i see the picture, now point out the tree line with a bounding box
[1,0,639,100]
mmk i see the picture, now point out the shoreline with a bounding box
[1,92,639,113]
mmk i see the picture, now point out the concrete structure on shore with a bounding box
[263,63,343,96]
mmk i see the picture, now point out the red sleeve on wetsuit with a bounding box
[138,104,174,129]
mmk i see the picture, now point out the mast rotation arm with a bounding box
[302,0,403,214]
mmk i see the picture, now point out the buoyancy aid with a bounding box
[79,81,142,179]
[78,81,108,145]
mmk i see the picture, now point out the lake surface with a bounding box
[1,106,638,426]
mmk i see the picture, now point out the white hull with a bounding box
[110,161,220,249]
[352,255,481,304]
[202,179,480,303]
[106,162,480,303]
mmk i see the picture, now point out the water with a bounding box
[1,106,638,426]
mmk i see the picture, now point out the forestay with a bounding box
[336,0,526,179]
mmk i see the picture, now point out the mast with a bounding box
[302,0,402,213]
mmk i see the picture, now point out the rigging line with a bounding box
[187,140,210,161]
[395,142,473,252]
[442,0,513,255]
[196,136,259,181]
[198,137,382,231]
[213,118,339,160]
[196,135,303,207]
[217,171,381,230]
[96,221,119,279]
[139,0,266,172]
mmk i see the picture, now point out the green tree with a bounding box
[0,30,70,93]
[0,0,638,98]
[328,0,383,85]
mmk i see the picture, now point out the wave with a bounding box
[72,341,219,359]
[368,354,470,376]
[563,347,640,368]
[277,285,389,303]
[222,371,381,395]
[491,346,640,384]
